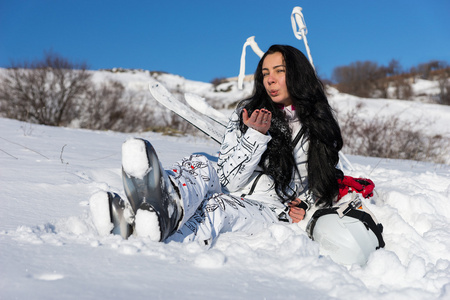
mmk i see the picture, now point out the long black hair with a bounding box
[239,45,343,207]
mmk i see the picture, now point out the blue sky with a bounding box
[1,0,449,82]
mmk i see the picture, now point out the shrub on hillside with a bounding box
[338,103,448,164]
[0,51,91,126]
[0,52,197,134]
[331,59,449,104]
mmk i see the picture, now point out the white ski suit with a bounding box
[168,106,313,244]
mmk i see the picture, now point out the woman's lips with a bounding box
[269,90,278,97]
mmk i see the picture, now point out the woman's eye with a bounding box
[263,73,269,77]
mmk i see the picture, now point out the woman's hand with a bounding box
[242,108,271,135]
[288,198,306,223]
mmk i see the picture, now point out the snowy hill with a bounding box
[92,69,450,162]
[1,70,450,299]
[92,68,449,111]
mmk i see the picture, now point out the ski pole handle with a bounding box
[246,36,264,58]
[291,6,307,40]
[238,36,264,90]
[291,6,315,70]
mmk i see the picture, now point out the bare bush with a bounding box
[0,51,91,126]
[437,68,450,105]
[77,81,178,133]
[332,61,382,98]
[411,60,449,79]
[332,59,414,99]
[157,91,207,136]
[338,103,448,164]
[0,53,165,133]
[390,75,414,100]
[78,82,202,135]
[119,92,158,133]
[211,77,228,87]
[78,80,127,131]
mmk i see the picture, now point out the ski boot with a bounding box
[89,191,134,239]
[121,138,183,242]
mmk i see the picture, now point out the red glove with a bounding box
[337,176,375,200]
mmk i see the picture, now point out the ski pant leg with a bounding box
[167,154,222,228]
[167,193,280,245]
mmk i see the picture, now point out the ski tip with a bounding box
[149,82,160,98]
[149,81,170,96]
[149,82,159,90]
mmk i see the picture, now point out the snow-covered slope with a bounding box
[1,114,449,299]
[92,68,448,111]
[2,67,448,141]
[327,86,450,139]
[1,69,450,299]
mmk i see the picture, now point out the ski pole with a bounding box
[238,36,264,90]
[291,7,355,171]
[291,6,315,70]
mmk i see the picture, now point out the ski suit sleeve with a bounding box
[217,109,272,193]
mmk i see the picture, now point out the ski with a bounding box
[184,93,228,127]
[149,82,225,144]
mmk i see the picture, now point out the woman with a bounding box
[217,45,343,222]
[90,45,343,244]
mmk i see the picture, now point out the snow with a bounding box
[1,72,450,299]
[134,209,161,242]
[413,79,441,97]
[121,138,150,179]
[89,191,114,236]
[327,86,450,139]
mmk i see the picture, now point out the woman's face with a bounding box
[262,52,292,107]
